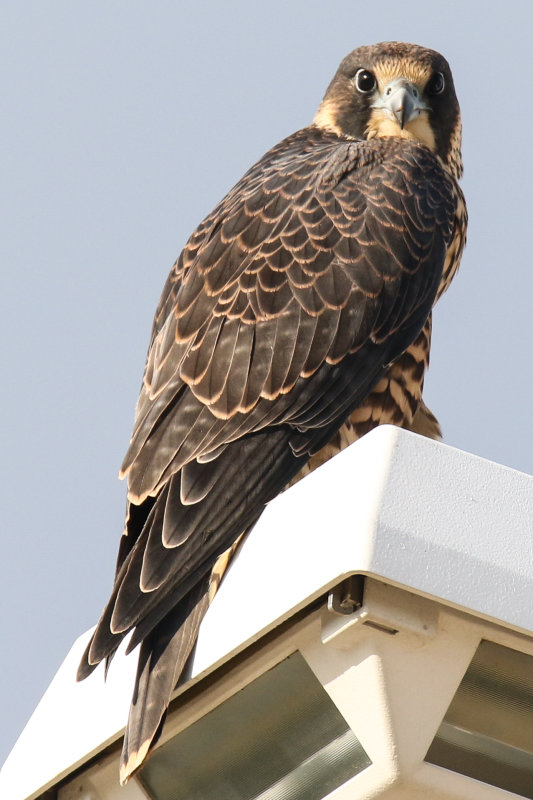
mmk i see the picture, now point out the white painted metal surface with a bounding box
[1,426,532,800]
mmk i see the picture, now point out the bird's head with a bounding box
[314,42,462,178]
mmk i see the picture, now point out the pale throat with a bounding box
[313,101,436,153]
[365,109,436,152]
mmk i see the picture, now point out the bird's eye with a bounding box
[355,69,376,93]
[426,71,445,96]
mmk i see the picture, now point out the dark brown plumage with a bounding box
[78,41,466,782]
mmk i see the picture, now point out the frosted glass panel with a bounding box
[426,640,533,797]
[140,651,370,800]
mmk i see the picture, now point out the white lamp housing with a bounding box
[2,426,532,800]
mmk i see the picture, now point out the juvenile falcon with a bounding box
[78,41,467,782]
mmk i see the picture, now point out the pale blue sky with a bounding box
[2,0,532,767]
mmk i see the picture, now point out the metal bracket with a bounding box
[327,575,365,616]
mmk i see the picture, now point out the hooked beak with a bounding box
[373,79,429,128]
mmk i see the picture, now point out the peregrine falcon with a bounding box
[78,41,467,782]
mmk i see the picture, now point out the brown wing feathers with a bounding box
[78,124,458,781]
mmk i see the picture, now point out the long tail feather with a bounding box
[120,575,210,784]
